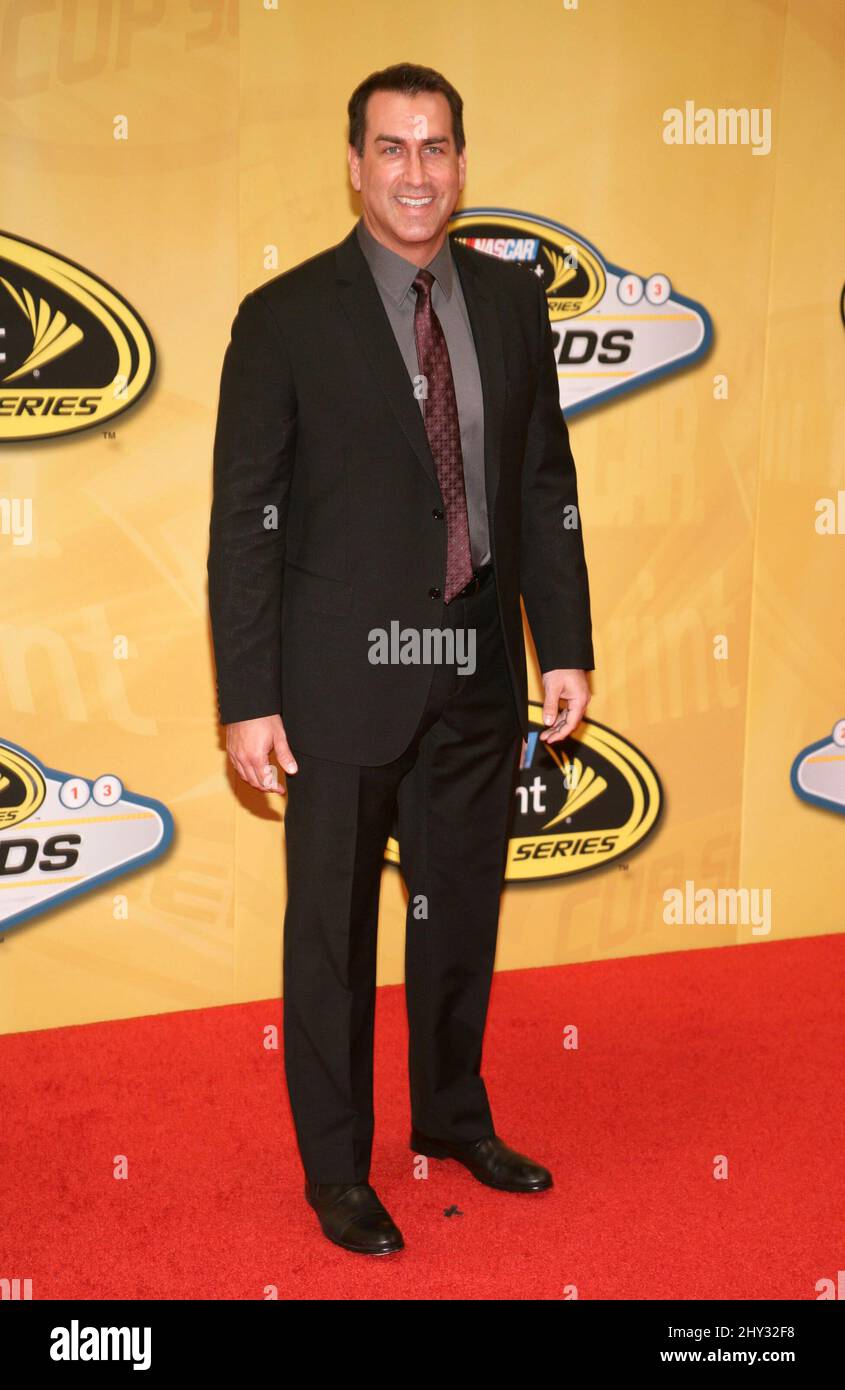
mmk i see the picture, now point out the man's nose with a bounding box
[404,148,426,184]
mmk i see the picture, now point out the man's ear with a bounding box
[348,145,361,192]
[457,148,467,192]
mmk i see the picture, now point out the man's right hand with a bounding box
[224,713,298,796]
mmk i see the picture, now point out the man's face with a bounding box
[348,89,466,262]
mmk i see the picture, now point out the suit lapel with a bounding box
[451,235,507,522]
[334,226,507,516]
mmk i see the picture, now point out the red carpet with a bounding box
[1,935,842,1300]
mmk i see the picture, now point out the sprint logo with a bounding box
[0,229,155,442]
[386,707,662,882]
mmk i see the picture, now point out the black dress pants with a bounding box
[281,569,523,1183]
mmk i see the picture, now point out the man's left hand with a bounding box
[538,668,591,744]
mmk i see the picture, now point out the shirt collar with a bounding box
[355,215,454,306]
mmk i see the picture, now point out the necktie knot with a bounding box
[413,268,435,300]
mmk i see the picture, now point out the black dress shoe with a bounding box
[304,1182,404,1255]
[410,1129,553,1192]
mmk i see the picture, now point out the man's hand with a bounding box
[225,713,298,796]
[538,668,591,745]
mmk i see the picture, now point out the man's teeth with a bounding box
[397,196,433,206]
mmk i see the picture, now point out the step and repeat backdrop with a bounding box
[1,1,842,1032]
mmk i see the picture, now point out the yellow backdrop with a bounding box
[1,0,842,1033]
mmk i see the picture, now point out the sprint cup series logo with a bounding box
[0,231,155,442]
[385,707,662,883]
[0,738,173,933]
[450,208,712,416]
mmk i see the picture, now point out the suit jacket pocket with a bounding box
[283,559,352,616]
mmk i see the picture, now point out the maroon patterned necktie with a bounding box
[412,268,474,602]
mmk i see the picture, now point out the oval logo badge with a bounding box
[0,230,155,442]
[450,206,713,417]
[385,706,662,882]
[451,210,606,320]
[0,744,46,831]
[505,705,663,880]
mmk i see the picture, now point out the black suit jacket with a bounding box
[207,224,594,765]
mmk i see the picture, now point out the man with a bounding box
[207,62,594,1256]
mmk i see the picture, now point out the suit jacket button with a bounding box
[429,586,441,599]
[432,508,444,519]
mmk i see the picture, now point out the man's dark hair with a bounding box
[347,62,465,157]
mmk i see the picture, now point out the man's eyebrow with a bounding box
[373,134,450,145]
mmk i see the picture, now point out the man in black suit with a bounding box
[207,62,594,1256]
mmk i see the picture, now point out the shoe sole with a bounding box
[410,1141,553,1193]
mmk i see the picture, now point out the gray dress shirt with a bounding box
[355,216,491,569]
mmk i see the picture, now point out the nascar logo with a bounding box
[451,207,712,416]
